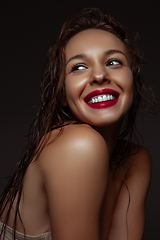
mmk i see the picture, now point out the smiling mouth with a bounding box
[84,89,119,109]
[88,94,116,104]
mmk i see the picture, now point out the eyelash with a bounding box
[106,59,123,66]
[70,58,123,73]
[70,64,87,72]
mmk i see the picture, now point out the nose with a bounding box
[89,65,110,85]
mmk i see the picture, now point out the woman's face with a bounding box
[65,29,133,126]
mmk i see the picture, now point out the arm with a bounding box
[108,147,152,240]
[39,125,109,240]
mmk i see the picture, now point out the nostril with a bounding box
[91,77,110,84]
[102,79,107,83]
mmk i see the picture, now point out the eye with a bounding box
[70,64,87,72]
[106,59,122,67]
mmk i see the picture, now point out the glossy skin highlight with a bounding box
[0,26,152,240]
[65,29,134,126]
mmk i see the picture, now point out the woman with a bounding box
[0,8,152,240]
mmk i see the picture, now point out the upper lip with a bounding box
[84,88,119,103]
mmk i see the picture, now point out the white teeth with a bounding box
[98,96,103,102]
[88,94,116,104]
[110,95,114,100]
[103,95,108,101]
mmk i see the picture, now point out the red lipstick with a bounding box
[84,89,119,109]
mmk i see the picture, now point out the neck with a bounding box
[93,121,122,157]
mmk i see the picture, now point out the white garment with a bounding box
[0,221,52,240]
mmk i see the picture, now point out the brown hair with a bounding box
[0,8,154,238]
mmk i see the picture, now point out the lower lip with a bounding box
[85,96,119,109]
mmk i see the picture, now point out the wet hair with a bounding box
[0,8,155,238]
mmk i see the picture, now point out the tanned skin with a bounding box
[1,29,151,240]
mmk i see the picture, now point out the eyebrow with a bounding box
[66,49,128,65]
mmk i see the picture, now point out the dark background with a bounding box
[0,1,160,239]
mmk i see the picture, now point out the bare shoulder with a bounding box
[123,142,152,190]
[107,142,152,239]
[60,123,108,146]
[38,123,109,174]
[129,143,151,176]
[34,124,109,239]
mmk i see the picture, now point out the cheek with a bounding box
[112,68,134,107]
[65,75,88,103]
[121,69,134,107]
[113,68,133,93]
[124,70,134,97]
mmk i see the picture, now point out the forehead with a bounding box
[65,29,128,60]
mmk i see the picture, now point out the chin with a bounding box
[78,115,124,127]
